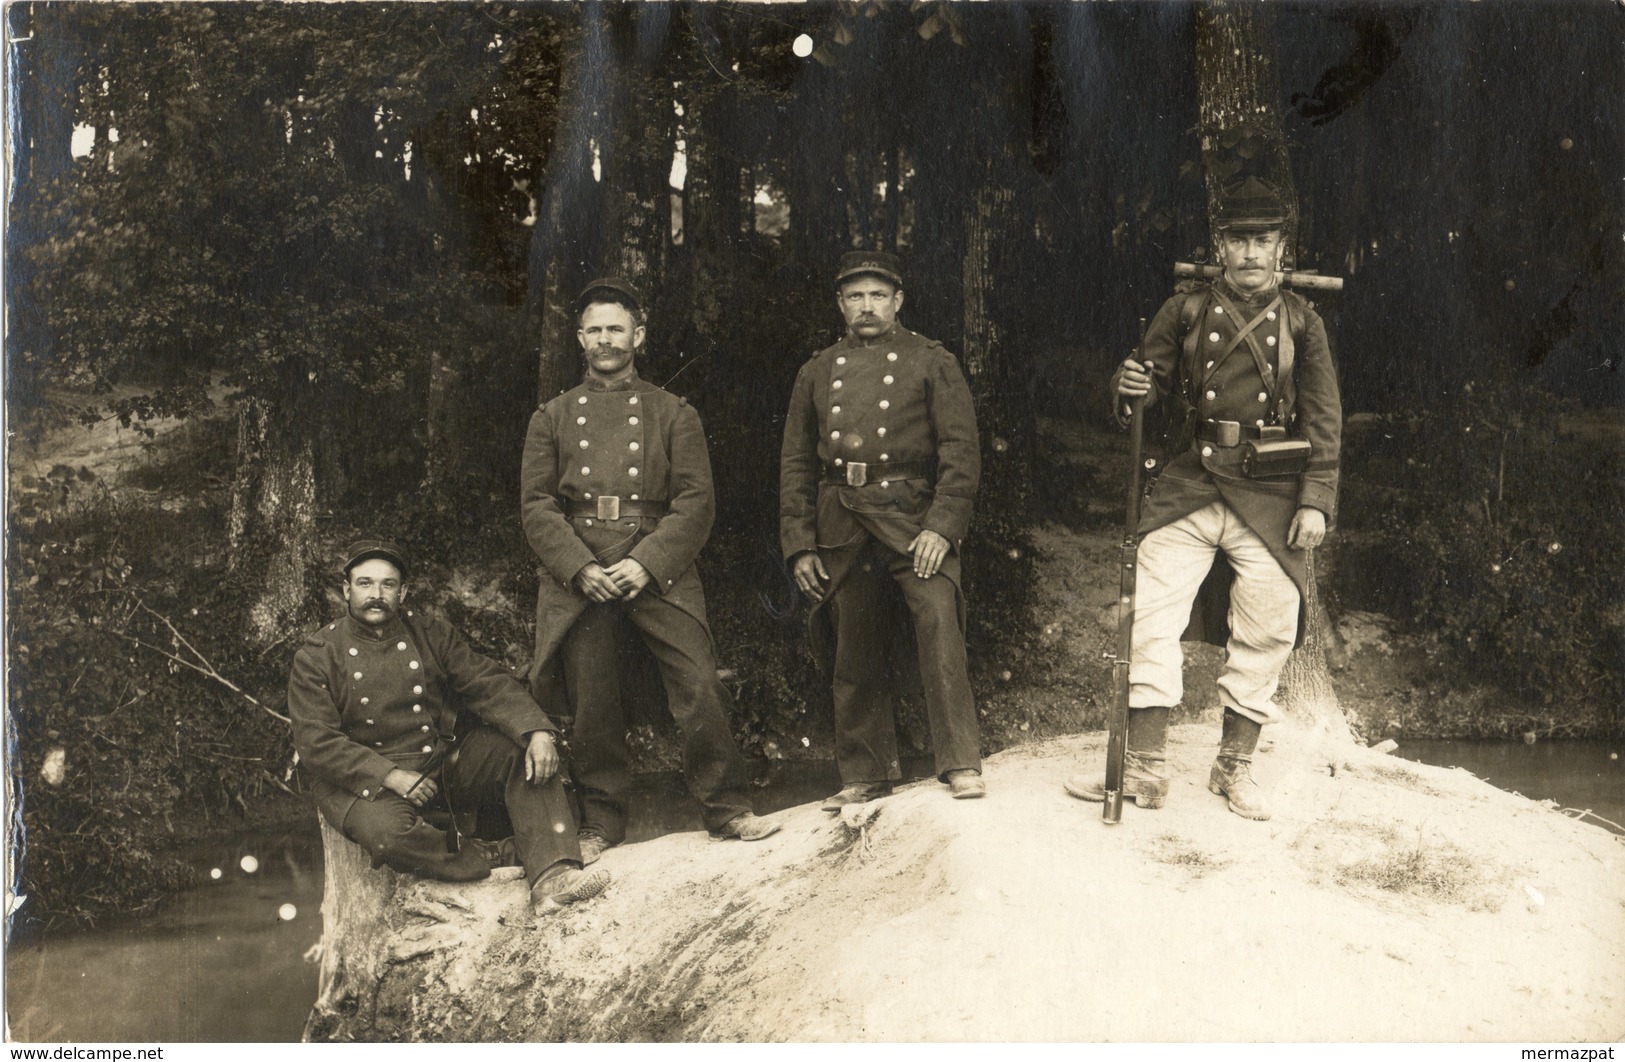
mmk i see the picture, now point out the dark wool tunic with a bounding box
[1125,279,1343,646]
[779,321,981,723]
[521,370,718,690]
[781,324,980,568]
[288,608,554,826]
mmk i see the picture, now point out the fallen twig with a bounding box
[261,767,297,797]
[112,608,291,726]
[115,630,289,723]
[1557,806,1625,834]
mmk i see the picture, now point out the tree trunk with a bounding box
[1194,0,1345,733]
[227,395,320,643]
[303,818,402,1042]
[681,83,749,354]
[954,15,1035,509]
[526,10,614,403]
[1194,0,1299,267]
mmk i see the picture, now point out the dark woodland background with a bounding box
[6,0,1622,926]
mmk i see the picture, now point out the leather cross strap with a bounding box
[1203,290,1284,391]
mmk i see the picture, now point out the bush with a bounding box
[8,455,296,928]
[1337,377,1624,737]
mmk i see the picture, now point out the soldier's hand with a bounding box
[792,551,829,603]
[383,768,438,807]
[523,731,559,784]
[1288,507,1327,551]
[908,530,951,579]
[1115,358,1153,399]
[574,562,624,603]
[603,558,653,600]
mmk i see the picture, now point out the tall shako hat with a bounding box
[833,251,903,289]
[577,276,643,314]
[343,538,410,580]
[1214,177,1288,231]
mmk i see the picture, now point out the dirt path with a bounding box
[311,724,1624,1042]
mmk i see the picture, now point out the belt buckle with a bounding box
[845,462,868,487]
[596,496,621,521]
[1216,421,1240,448]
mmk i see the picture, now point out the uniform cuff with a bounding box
[1298,481,1338,519]
[355,762,395,801]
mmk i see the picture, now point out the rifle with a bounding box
[1103,319,1150,825]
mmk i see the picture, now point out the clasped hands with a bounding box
[574,557,652,603]
[792,529,951,603]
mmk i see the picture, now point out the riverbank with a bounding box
[305,722,1625,1042]
[7,736,1619,1042]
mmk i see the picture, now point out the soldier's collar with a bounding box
[844,322,902,348]
[582,370,648,393]
[343,611,407,642]
[1216,276,1281,309]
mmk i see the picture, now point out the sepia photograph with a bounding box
[3,0,1622,1045]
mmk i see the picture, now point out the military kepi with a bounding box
[343,538,410,579]
[834,251,903,289]
[577,276,642,313]
[1215,177,1288,231]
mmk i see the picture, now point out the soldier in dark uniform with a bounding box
[1064,178,1342,820]
[780,251,986,809]
[521,278,777,863]
[288,540,610,911]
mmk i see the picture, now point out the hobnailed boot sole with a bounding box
[1207,763,1271,820]
[532,867,612,914]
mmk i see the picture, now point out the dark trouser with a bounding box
[336,724,581,888]
[828,539,981,784]
[560,595,752,845]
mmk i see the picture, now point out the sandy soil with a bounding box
[329,722,1622,1042]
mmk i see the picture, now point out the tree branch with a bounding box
[113,599,292,725]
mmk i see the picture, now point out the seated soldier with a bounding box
[288,539,608,912]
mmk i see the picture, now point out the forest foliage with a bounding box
[5,0,1622,926]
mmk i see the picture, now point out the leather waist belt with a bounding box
[823,460,934,487]
[567,497,669,520]
[1196,420,1267,447]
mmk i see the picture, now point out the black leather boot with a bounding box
[1208,708,1270,820]
[1063,706,1171,808]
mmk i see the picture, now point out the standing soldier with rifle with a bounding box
[1064,177,1342,821]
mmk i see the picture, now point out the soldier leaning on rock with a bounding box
[521,278,779,863]
[1065,177,1343,820]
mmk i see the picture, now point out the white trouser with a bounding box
[1129,501,1299,725]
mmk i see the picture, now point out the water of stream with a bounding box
[4,742,1618,1042]
[4,761,843,1043]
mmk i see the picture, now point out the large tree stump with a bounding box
[303,818,400,1041]
[303,816,534,1042]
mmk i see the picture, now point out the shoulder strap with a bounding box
[1178,290,1208,407]
[1276,294,1313,425]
